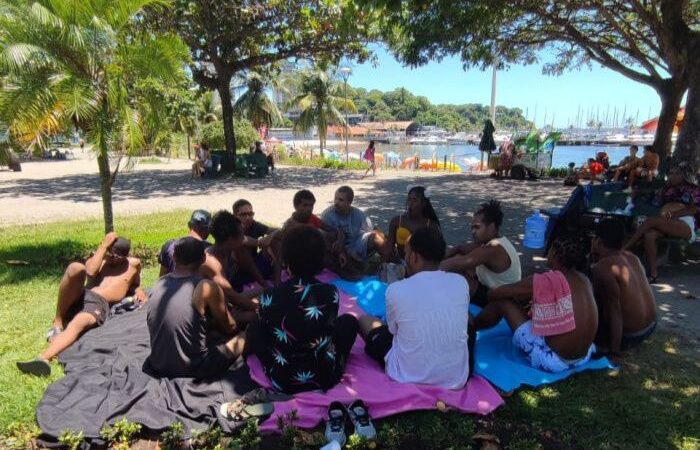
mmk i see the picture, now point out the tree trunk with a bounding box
[96,150,114,233]
[218,76,237,172]
[652,79,686,161]
[673,40,700,173]
[187,133,191,160]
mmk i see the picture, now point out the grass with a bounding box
[1,211,699,449]
[137,156,165,164]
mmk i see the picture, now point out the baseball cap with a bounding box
[189,210,211,227]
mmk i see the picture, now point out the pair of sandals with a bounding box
[325,400,376,447]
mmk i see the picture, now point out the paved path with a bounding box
[1,156,698,350]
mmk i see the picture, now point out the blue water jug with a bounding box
[523,211,548,249]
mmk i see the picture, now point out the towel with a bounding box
[531,271,575,336]
[246,283,504,432]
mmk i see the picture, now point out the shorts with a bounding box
[203,159,213,169]
[66,289,110,326]
[471,282,489,307]
[364,325,393,366]
[621,320,656,351]
[513,321,595,373]
[677,216,697,242]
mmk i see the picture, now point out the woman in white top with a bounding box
[191,143,212,179]
[440,199,522,306]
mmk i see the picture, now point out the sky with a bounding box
[348,46,665,129]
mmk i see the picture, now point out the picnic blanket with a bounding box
[36,308,257,445]
[247,286,504,432]
[329,277,612,393]
[468,304,614,392]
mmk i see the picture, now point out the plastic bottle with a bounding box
[523,211,548,249]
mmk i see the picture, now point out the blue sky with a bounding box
[349,46,664,128]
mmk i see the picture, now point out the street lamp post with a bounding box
[339,66,352,163]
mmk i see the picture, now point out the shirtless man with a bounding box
[474,238,598,373]
[199,210,260,323]
[591,220,656,363]
[627,145,660,186]
[17,233,145,376]
[612,145,639,182]
[440,200,521,306]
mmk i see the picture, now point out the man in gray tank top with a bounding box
[147,237,245,378]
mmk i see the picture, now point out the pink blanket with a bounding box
[246,272,504,432]
[531,270,576,336]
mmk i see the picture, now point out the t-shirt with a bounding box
[283,214,324,230]
[321,206,373,251]
[245,221,270,257]
[257,278,343,393]
[158,237,212,274]
[589,161,604,176]
[146,274,211,378]
[384,270,470,389]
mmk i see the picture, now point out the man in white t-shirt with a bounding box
[359,227,472,389]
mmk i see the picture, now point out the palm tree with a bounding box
[289,69,354,156]
[233,72,284,138]
[0,0,187,232]
[198,91,221,124]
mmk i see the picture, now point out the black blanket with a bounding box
[36,308,257,445]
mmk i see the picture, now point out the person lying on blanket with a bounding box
[591,219,656,365]
[199,210,260,324]
[440,199,521,306]
[473,238,598,373]
[232,199,277,291]
[158,209,212,276]
[321,185,392,263]
[146,237,246,378]
[17,233,145,376]
[359,227,473,389]
[246,225,359,394]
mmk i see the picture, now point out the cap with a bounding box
[189,210,211,227]
[111,237,131,256]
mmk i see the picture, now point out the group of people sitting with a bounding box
[18,185,660,398]
[570,145,660,185]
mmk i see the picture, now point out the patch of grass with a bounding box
[0,212,699,450]
[278,155,368,171]
[138,156,165,164]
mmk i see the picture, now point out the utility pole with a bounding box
[339,67,352,163]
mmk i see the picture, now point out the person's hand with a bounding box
[662,210,673,220]
[134,289,148,304]
[101,232,118,249]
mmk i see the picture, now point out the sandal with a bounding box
[219,398,273,422]
[347,399,376,440]
[46,326,62,343]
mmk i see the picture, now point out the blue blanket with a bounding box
[335,277,613,392]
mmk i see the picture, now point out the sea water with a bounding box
[328,142,631,171]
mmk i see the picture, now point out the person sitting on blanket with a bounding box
[612,145,640,182]
[321,185,392,263]
[232,199,277,290]
[591,219,656,364]
[17,233,145,376]
[440,200,521,306]
[359,227,472,389]
[199,210,260,324]
[147,237,246,378]
[473,238,599,373]
[386,185,442,261]
[627,145,660,186]
[158,209,212,276]
[246,225,359,394]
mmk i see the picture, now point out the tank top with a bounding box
[395,214,430,246]
[475,236,522,288]
[146,274,208,377]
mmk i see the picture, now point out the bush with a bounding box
[280,155,367,171]
[100,418,142,450]
[200,120,259,153]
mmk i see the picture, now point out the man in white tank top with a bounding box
[440,200,522,306]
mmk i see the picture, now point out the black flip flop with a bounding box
[17,358,51,377]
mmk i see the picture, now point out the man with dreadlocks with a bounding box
[473,238,599,373]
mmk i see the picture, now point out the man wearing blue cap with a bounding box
[158,210,212,276]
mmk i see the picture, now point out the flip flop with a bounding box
[17,358,51,377]
[347,399,376,440]
[219,399,274,422]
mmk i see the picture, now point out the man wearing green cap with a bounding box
[17,232,145,376]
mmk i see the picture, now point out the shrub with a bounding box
[99,418,142,450]
[58,430,84,450]
[160,421,185,450]
[228,420,262,450]
[190,425,223,450]
[200,120,259,153]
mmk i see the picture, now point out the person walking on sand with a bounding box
[363,140,377,177]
